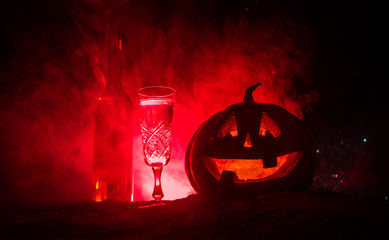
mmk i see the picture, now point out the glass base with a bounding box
[138,201,165,208]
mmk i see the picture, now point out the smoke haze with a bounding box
[0,0,318,205]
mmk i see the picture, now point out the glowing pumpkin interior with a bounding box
[203,111,302,183]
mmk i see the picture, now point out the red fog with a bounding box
[0,0,317,205]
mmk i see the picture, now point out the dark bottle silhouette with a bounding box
[92,32,133,202]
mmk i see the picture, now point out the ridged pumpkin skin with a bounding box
[185,84,314,196]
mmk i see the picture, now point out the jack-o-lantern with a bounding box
[185,83,314,196]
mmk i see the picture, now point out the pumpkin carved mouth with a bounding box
[202,151,302,183]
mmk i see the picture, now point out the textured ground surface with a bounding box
[1,192,388,239]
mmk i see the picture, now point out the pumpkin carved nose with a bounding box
[243,133,253,148]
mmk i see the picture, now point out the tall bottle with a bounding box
[92,33,133,202]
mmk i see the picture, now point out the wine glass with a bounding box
[137,86,175,206]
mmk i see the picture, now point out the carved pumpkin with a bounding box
[185,83,314,196]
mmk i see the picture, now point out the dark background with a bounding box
[0,0,388,207]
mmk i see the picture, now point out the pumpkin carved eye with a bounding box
[259,112,281,138]
[217,114,238,138]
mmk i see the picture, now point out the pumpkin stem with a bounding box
[244,83,261,102]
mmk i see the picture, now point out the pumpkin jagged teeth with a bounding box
[202,151,301,182]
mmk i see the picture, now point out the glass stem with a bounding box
[152,165,164,201]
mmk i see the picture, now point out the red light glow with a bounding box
[119,40,122,51]
[0,1,317,205]
[93,178,107,202]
